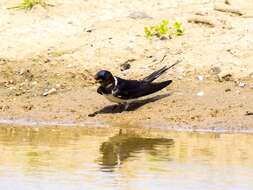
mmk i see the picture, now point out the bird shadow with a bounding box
[88,93,172,117]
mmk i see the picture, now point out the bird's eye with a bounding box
[96,79,103,83]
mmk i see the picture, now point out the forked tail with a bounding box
[143,60,181,83]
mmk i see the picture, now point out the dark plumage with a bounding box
[94,61,180,109]
[143,61,179,83]
[110,77,172,100]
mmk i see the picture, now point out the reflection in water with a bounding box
[0,125,253,190]
[99,133,174,171]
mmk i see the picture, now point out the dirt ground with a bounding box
[0,0,253,131]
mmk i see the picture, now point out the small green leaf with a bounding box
[144,19,184,39]
[173,22,184,36]
[162,19,169,26]
[144,27,153,39]
[8,0,47,10]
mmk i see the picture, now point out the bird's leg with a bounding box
[123,103,130,111]
[113,103,129,112]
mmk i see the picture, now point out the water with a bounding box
[0,125,253,190]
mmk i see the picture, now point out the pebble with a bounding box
[197,75,204,81]
[239,82,246,88]
[197,91,204,96]
[128,11,152,19]
[31,81,38,86]
[43,88,57,96]
[120,59,135,71]
[85,28,95,33]
[120,63,131,71]
[211,66,221,74]
[18,69,25,75]
[67,64,73,68]
[55,84,61,88]
[217,72,232,82]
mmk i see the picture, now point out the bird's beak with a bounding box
[95,79,103,84]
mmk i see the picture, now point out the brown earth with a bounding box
[0,0,253,131]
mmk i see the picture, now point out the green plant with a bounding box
[173,22,184,36]
[144,19,184,39]
[8,0,48,10]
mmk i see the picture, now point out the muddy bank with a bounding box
[0,57,252,131]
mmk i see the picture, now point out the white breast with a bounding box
[102,77,138,104]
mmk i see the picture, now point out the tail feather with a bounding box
[143,60,180,83]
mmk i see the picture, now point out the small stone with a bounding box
[44,59,50,63]
[120,59,135,71]
[217,72,233,82]
[160,36,168,40]
[239,82,246,88]
[55,84,61,88]
[225,88,231,92]
[225,0,230,5]
[120,63,131,71]
[22,104,34,111]
[197,75,204,81]
[175,67,185,75]
[211,66,221,74]
[86,29,94,33]
[43,88,57,96]
[197,91,204,96]
[128,12,152,19]
[195,11,208,16]
[31,81,38,85]
[18,69,25,75]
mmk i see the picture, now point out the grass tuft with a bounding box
[8,0,49,10]
[144,19,184,40]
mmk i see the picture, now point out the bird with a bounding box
[94,60,180,110]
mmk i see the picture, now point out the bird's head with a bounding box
[95,70,114,86]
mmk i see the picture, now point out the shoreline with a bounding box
[0,117,253,134]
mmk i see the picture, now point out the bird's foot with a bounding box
[124,103,130,111]
[111,103,130,113]
[115,104,129,113]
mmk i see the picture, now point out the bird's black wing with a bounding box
[113,77,172,99]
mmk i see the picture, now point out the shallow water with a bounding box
[0,125,253,190]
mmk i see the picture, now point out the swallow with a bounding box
[95,60,180,110]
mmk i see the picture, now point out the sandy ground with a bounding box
[0,0,253,131]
